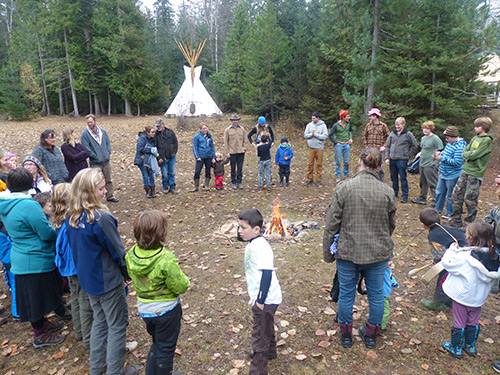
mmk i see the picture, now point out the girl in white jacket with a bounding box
[442,222,500,358]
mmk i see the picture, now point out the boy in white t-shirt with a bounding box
[238,208,282,375]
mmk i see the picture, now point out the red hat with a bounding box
[339,110,349,119]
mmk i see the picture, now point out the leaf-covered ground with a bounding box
[0,113,499,375]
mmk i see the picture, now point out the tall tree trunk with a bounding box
[35,19,50,116]
[58,76,65,115]
[137,104,140,116]
[430,12,440,117]
[365,0,380,117]
[64,26,79,117]
[88,90,93,114]
[94,95,102,116]
[124,96,132,116]
[107,87,111,115]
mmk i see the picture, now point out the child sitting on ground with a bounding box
[238,208,282,374]
[275,136,294,187]
[257,135,272,190]
[382,262,398,331]
[126,210,189,375]
[33,191,53,220]
[419,208,467,311]
[441,222,500,358]
[212,152,229,190]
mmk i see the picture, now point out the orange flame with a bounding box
[267,199,287,236]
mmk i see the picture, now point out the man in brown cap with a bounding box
[224,113,246,189]
[433,126,467,219]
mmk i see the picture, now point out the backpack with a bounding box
[407,155,420,174]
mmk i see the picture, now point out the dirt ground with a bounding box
[0,112,499,375]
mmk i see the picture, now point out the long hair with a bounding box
[51,182,71,229]
[67,168,107,228]
[62,128,74,146]
[0,148,8,174]
[466,222,497,259]
[40,129,56,151]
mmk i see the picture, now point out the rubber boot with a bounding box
[279,176,284,187]
[149,185,157,198]
[339,322,353,348]
[204,178,211,191]
[190,179,199,192]
[443,327,464,358]
[463,325,479,356]
[359,322,380,349]
[144,186,150,198]
[285,176,289,187]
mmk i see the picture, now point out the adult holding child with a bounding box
[190,124,216,192]
[33,129,68,185]
[323,148,396,349]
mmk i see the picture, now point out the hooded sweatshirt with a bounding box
[125,245,190,304]
[461,134,493,178]
[0,191,56,274]
[304,120,328,150]
[275,143,294,165]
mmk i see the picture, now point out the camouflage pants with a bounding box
[450,173,482,224]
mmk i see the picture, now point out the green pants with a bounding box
[382,297,390,330]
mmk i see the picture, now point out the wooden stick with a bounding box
[408,263,433,276]
[395,229,425,257]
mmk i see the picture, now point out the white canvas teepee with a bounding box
[165,39,222,117]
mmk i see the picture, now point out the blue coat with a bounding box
[192,131,216,160]
[134,132,157,166]
[275,144,294,165]
[438,138,467,180]
[55,222,77,277]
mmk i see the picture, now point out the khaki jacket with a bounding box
[224,124,246,154]
[323,169,396,265]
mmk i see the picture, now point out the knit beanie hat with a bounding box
[280,136,288,144]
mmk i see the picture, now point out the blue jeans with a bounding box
[138,165,155,186]
[160,157,176,189]
[389,159,408,198]
[336,259,388,326]
[334,143,350,178]
[435,177,459,216]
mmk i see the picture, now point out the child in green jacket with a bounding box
[126,210,190,375]
[449,117,494,228]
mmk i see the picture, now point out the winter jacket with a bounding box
[484,206,500,248]
[212,158,229,176]
[0,216,12,265]
[275,143,294,166]
[134,132,158,166]
[61,143,89,182]
[438,138,467,180]
[0,191,57,275]
[384,128,418,160]
[81,127,112,166]
[247,124,275,144]
[257,143,272,161]
[329,121,353,145]
[55,222,77,277]
[304,120,328,150]
[461,134,493,178]
[125,245,190,303]
[224,124,246,154]
[442,246,500,307]
[383,268,398,298]
[65,209,128,296]
[427,224,467,263]
[154,128,178,161]
[28,173,52,196]
[323,169,396,265]
[33,145,68,184]
[192,131,216,160]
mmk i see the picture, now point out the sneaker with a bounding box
[305,181,312,186]
[492,361,500,373]
[238,183,244,189]
[400,197,408,203]
[44,318,64,332]
[411,199,427,205]
[232,184,237,190]
[163,187,170,194]
[442,214,451,220]
[57,311,73,320]
[107,197,119,203]
[170,187,178,194]
[33,332,65,348]
[316,181,322,186]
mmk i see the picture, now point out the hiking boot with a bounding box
[149,185,157,198]
[144,186,150,198]
[33,332,65,348]
[411,199,427,205]
[493,361,500,373]
[163,187,170,194]
[442,214,451,220]
[400,197,408,203]
[232,183,237,190]
[316,181,322,186]
[443,327,464,358]
[44,318,64,332]
[421,298,447,311]
[305,181,312,186]
[170,186,178,194]
[339,322,353,348]
[280,181,284,187]
[238,182,244,189]
[359,322,380,349]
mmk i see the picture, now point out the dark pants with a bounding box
[278,165,290,178]
[230,153,245,184]
[144,304,182,375]
[418,165,439,204]
[250,303,279,375]
[389,159,409,198]
[194,158,212,180]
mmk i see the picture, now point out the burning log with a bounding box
[265,199,291,237]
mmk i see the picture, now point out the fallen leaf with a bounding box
[276,339,286,347]
[436,312,447,321]
[421,364,429,371]
[287,329,296,336]
[229,369,239,375]
[296,354,307,360]
[409,338,421,345]
[56,369,66,375]
[297,306,307,312]
[233,274,241,279]
[318,340,330,348]
[366,351,378,360]
[175,348,182,355]
[324,307,336,315]
[52,351,65,359]
[401,348,412,354]
[280,320,289,328]
[315,329,326,336]
[232,359,245,368]
[485,338,494,344]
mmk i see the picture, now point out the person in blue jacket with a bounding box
[0,168,66,348]
[190,124,216,192]
[134,126,159,198]
[275,136,294,187]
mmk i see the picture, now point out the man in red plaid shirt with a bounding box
[363,108,390,181]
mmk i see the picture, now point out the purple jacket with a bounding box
[61,143,89,182]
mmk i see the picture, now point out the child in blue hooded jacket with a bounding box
[275,136,294,187]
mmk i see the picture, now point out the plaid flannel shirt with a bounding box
[323,169,396,265]
[363,121,390,148]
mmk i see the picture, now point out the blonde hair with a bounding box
[0,148,8,174]
[421,121,435,132]
[395,117,405,126]
[62,128,74,146]
[86,114,96,122]
[51,182,71,229]
[67,168,107,228]
[29,155,51,184]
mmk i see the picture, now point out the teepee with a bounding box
[165,38,222,117]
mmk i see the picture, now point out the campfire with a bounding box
[265,199,291,238]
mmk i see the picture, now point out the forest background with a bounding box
[1,0,500,131]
